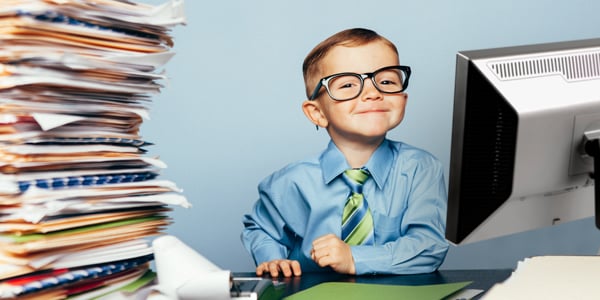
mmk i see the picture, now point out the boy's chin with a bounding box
[355,128,392,141]
[359,123,400,136]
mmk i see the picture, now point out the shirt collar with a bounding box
[320,139,394,189]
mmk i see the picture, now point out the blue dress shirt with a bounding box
[241,139,449,275]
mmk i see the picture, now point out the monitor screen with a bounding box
[446,38,600,245]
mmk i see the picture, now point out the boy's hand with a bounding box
[311,234,356,274]
[256,259,302,277]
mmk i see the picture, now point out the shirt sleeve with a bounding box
[241,175,293,266]
[351,157,449,275]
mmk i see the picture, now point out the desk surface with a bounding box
[234,269,512,299]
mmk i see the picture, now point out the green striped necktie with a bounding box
[341,168,374,245]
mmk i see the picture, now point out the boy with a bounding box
[241,28,448,277]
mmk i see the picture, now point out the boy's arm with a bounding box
[241,202,289,266]
[351,161,449,275]
[241,177,302,275]
[243,211,302,277]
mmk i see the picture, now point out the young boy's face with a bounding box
[308,40,407,145]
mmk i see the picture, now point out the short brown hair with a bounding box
[302,28,398,98]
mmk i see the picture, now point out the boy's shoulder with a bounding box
[388,139,442,168]
[260,152,322,184]
[389,139,434,157]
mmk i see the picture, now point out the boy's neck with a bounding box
[334,137,385,168]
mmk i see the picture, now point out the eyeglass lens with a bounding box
[327,68,406,101]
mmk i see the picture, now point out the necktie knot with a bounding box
[342,168,369,194]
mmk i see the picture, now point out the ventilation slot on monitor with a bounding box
[488,50,600,82]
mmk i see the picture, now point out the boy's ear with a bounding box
[302,100,328,129]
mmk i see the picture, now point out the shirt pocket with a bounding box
[372,212,402,243]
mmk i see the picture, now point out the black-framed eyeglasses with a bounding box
[309,65,411,101]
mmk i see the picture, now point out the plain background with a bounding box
[139,0,600,272]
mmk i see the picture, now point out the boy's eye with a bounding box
[330,76,360,90]
[375,71,403,87]
[379,79,397,85]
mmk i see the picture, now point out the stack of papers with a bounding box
[482,256,600,299]
[0,0,188,298]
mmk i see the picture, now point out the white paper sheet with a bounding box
[152,235,232,300]
[483,256,600,300]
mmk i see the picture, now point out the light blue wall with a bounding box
[141,0,600,271]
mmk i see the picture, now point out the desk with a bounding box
[234,269,512,299]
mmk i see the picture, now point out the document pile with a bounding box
[0,0,189,299]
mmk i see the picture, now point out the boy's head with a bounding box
[302,28,399,99]
[301,28,410,145]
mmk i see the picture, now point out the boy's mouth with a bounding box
[356,108,388,114]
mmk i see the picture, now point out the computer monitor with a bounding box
[446,38,600,245]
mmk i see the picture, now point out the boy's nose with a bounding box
[360,79,383,101]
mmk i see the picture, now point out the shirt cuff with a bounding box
[351,246,391,275]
